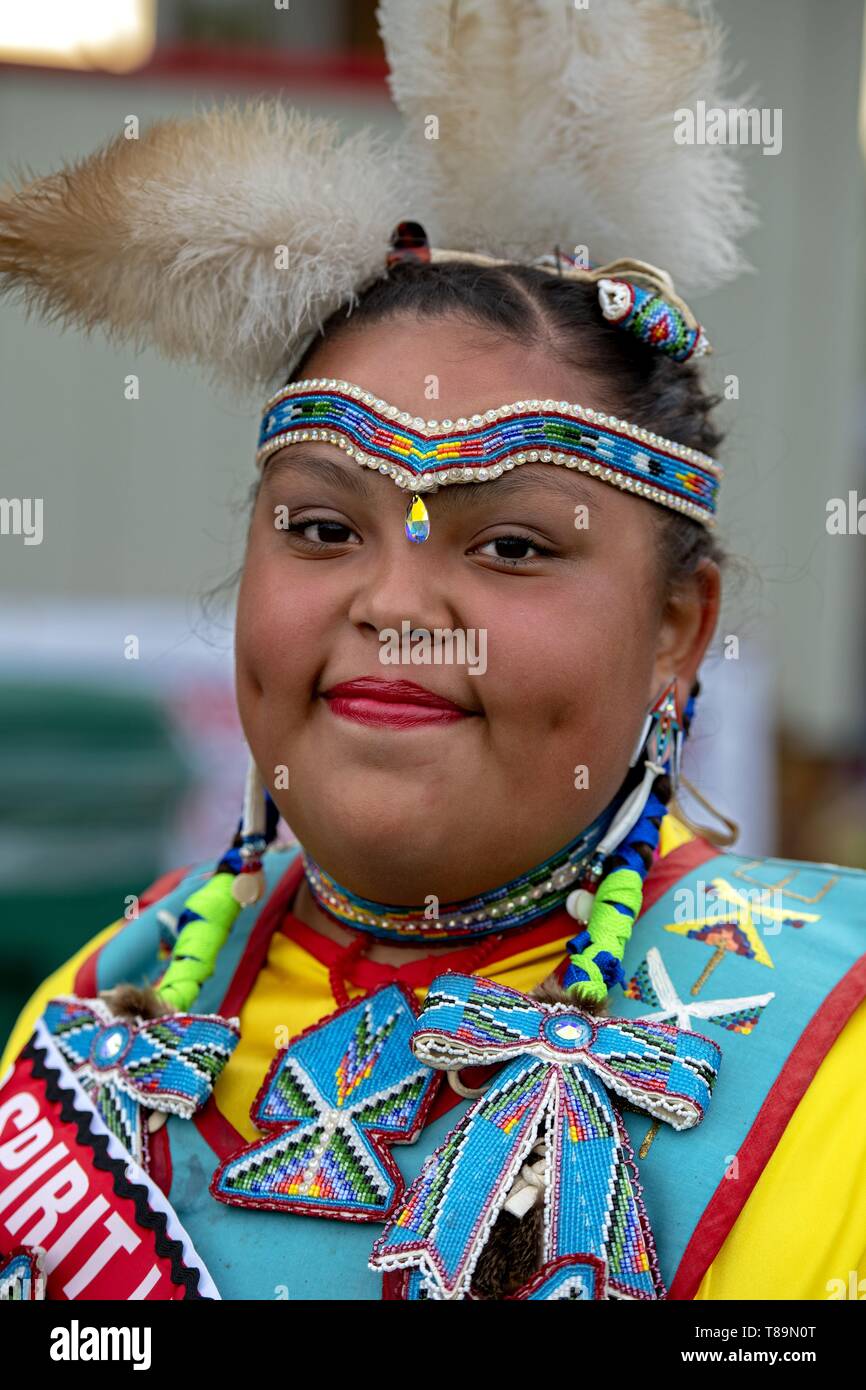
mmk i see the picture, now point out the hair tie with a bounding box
[386,220,432,268]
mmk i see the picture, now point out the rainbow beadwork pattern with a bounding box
[211,983,439,1221]
[257,379,722,527]
[370,972,721,1300]
[42,996,239,1169]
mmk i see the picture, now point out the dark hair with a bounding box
[292,259,727,600]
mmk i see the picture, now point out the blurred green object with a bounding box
[0,681,192,1045]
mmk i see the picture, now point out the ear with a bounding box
[650,558,721,712]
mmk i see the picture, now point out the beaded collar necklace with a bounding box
[300,789,626,944]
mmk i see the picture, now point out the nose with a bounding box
[346,522,458,638]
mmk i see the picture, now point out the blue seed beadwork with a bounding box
[257,379,722,528]
[370,971,722,1300]
[41,996,239,1169]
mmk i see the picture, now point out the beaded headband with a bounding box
[257,378,722,532]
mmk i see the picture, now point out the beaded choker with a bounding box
[301,792,625,944]
[257,378,721,529]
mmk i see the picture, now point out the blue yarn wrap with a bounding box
[165,791,281,948]
[562,786,669,993]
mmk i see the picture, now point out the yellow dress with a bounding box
[3,813,865,1300]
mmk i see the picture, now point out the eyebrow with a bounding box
[261,448,606,514]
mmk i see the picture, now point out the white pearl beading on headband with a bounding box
[256,378,722,529]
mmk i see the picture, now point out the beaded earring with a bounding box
[561,679,686,1005]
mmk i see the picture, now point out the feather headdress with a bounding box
[0,0,751,394]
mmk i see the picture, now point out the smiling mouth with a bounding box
[320,677,475,729]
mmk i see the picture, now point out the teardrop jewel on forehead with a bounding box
[405,493,430,542]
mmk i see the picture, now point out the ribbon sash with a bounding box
[0,1020,220,1299]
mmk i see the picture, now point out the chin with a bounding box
[294,778,450,870]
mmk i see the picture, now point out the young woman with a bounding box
[2,0,864,1303]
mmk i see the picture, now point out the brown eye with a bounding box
[286,517,360,546]
[474,533,554,564]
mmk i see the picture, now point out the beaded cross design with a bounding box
[369,972,721,1300]
[210,983,440,1221]
[627,946,775,1034]
[41,996,240,1170]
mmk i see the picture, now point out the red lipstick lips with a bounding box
[321,676,473,729]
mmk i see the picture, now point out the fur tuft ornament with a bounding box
[0,104,408,393]
[0,1,751,392]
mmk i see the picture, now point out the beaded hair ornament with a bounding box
[0,0,749,1013]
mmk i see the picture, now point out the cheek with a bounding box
[479,563,658,752]
[235,538,329,718]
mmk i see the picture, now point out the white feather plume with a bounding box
[378,0,753,294]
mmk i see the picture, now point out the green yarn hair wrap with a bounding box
[155,872,241,1012]
[565,867,644,1005]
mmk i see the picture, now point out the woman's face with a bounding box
[236,314,718,902]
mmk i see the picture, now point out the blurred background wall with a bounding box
[1,0,865,1041]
